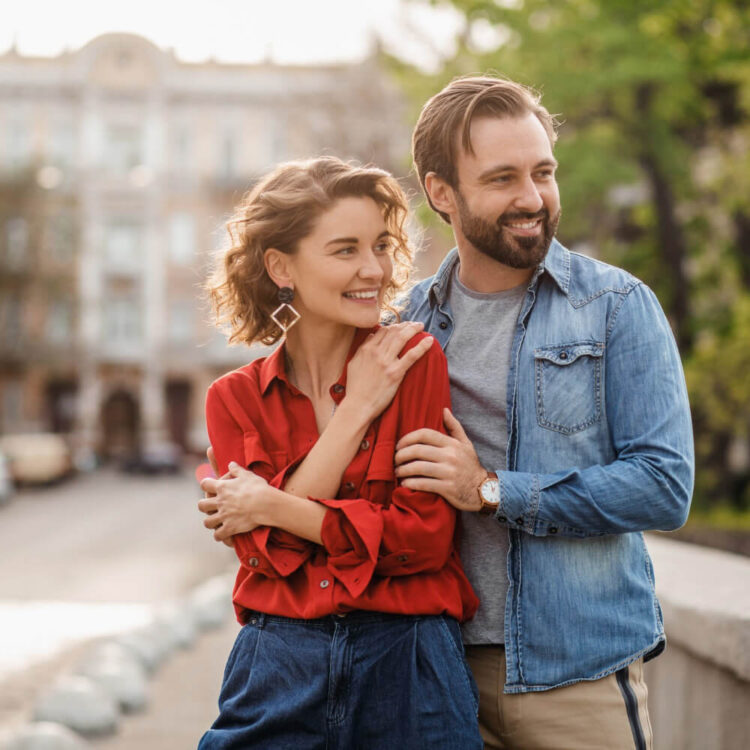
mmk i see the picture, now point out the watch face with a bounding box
[480,479,500,506]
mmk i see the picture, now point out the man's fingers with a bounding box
[443,408,470,442]
[396,428,451,451]
[400,477,445,495]
[394,443,445,467]
[396,460,449,480]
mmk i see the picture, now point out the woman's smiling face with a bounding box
[282,196,394,331]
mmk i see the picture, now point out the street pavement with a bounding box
[0,466,237,743]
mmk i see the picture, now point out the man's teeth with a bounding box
[507,220,540,229]
[344,291,378,299]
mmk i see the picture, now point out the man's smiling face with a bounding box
[453,112,561,269]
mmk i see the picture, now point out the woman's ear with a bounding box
[264,248,293,290]
[424,172,457,218]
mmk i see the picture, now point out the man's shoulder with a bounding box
[563,247,642,302]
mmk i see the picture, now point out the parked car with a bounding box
[121,441,182,475]
[0,433,73,485]
[0,449,14,505]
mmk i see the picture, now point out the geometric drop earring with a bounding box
[270,286,301,334]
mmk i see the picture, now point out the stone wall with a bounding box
[645,536,750,749]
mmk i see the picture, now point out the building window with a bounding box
[220,131,237,179]
[103,295,142,345]
[106,125,144,175]
[104,221,141,274]
[1,380,23,432]
[4,218,28,270]
[168,213,196,265]
[46,298,74,344]
[168,300,193,344]
[172,125,192,175]
[6,120,31,170]
[45,213,76,265]
[0,292,23,348]
[50,121,76,169]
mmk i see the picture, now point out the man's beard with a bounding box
[455,190,560,269]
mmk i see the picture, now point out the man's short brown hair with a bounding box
[412,75,559,223]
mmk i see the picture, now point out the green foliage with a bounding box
[392,0,750,508]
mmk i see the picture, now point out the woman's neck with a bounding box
[284,321,357,400]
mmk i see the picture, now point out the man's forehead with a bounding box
[456,113,555,169]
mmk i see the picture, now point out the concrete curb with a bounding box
[0,572,234,749]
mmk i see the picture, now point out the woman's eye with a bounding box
[336,246,356,256]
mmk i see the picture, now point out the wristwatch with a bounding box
[477,472,500,515]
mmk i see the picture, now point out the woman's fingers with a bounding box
[198,497,219,514]
[396,335,433,373]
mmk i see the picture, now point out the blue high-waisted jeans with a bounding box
[198,610,482,750]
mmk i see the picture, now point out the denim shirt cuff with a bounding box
[495,471,539,532]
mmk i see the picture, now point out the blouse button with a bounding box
[248,557,259,568]
[320,579,330,589]
[360,439,370,451]
[397,554,409,563]
[333,384,345,394]
[343,481,355,492]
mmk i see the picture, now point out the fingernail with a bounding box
[228,461,238,469]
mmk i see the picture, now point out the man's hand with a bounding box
[395,408,486,512]
[198,461,270,543]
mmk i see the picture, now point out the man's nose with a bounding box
[513,176,544,213]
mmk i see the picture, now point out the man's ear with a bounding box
[264,248,293,289]
[424,172,457,218]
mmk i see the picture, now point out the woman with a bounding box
[197,156,481,749]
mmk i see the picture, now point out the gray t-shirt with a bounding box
[445,265,526,645]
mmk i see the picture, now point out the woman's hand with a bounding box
[343,321,433,422]
[198,462,271,543]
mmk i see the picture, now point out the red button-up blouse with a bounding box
[205,327,478,623]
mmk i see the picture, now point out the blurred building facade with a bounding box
[0,32,409,461]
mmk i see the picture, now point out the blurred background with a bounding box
[1,0,748,541]
[0,0,749,746]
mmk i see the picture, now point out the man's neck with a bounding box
[455,241,535,293]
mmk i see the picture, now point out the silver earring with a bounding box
[271,286,301,333]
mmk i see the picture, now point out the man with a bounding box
[393,76,694,749]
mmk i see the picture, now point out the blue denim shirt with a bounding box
[403,239,694,693]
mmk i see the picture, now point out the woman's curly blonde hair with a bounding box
[207,156,415,347]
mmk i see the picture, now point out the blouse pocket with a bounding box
[534,342,604,435]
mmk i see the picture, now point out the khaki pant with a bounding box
[465,646,653,750]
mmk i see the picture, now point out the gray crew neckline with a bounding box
[452,265,528,301]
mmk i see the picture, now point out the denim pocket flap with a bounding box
[534,342,604,366]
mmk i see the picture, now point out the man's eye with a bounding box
[374,242,391,253]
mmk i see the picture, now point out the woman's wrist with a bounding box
[336,396,376,431]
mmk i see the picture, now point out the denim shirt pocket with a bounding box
[534,342,604,434]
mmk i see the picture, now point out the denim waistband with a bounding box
[243,609,448,630]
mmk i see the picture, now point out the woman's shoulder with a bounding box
[208,358,266,400]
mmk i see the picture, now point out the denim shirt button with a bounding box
[549,526,559,534]
[559,351,568,360]
[515,517,524,526]
[439,321,448,329]
[497,515,507,523]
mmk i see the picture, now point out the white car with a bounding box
[0,434,73,485]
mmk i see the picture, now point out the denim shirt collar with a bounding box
[428,238,571,306]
